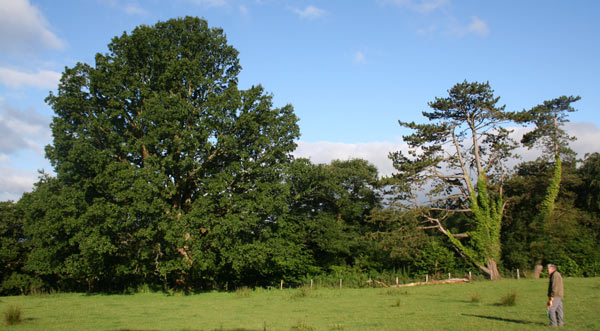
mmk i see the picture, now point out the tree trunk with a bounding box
[532,264,543,279]
[486,258,502,280]
[474,257,502,280]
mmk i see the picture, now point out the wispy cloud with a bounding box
[0,0,65,54]
[98,0,149,15]
[466,16,489,36]
[447,16,490,37]
[0,67,61,89]
[239,4,248,16]
[379,0,489,38]
[353,51,367,64]
[188,0,228,8]
[122,3,148,15]
[378,0,449,13]
[293,5,326,20]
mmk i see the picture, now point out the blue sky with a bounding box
[1,0,600,200]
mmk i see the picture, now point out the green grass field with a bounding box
[1,278,599,330]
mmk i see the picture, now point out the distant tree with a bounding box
[576,152,600,219]
[515,96,580,268]
[0,201,29,294]
[389,81,519,280]
[286,158,381,269]
[502,154,600,277]
[41,17,300,290]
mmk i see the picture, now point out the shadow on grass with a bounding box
[462,314,545,326]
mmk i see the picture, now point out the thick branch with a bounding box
[451,130,473,195]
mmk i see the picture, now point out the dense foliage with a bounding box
[1,18,599,294]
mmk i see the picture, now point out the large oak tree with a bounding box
[37,17,302,290]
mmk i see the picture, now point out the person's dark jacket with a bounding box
[548,270,564,298]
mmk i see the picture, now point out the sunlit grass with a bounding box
[0,278,598,330]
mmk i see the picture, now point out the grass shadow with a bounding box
[462,314,545,326]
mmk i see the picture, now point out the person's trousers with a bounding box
[548,297,564,326]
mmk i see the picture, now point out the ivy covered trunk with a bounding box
[446,175,503,280]
[529,155,562,267]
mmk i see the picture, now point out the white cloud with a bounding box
[0,166,38,201]
[122,3,148,15]
[99,0,149,15]
[413,0,450,13]
[293,140,409,177]
[239,4,248,16]
[565,122,600,157]
[378,0,449,13]
[293,5,326,20]
[0,102,51,155]
[0,67,61,89]
[0,154,11,163]
[353,51,366,64]
[0,0,65,54]
[448,16,490,38]
[188,0,228,7]
[293,122,600,178]
[466,16,489,37]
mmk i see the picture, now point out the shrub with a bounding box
[497,291,517,306]
[290,286,313,300]
[290,320,316,331]
[470,292,481,303]
[3,305,23,326]
[234,286,252,298]
[380,288,409,296]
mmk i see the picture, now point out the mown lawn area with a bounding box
[1,277,598,330]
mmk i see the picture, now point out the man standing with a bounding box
[547,263,564,327]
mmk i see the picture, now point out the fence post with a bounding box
[339,279,342,289]
[396,277,399,286]
[426,274,428,282]
[517,269,520,279]
[310,279,313,289]
[280,280,283,290]
[468,271,472,282]
[448,273,451,280]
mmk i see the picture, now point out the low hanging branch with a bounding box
[367,278,470,288]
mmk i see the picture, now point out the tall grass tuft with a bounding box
[380,288,409,296]
[290,320,316,331]
[470,291,481,303]
[497,291,518,306]
[234,286,252,298]
[3,305,23,326]
[290,286,313,300]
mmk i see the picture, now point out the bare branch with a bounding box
[429,208,472,213]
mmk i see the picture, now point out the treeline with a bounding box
[1,17,599,294]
